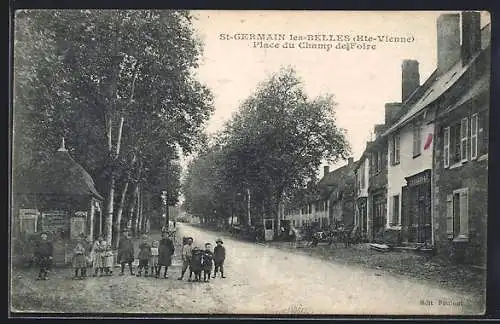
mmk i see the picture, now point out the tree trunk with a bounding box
[113,181,129,249]
[105,114,114,245]
[127,182,139,236]
[138,184,143,234]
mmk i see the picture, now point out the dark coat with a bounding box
[213,245,226,263]
[202,250,213,271]
[118,237,135,263]
[137,243,151,261]
[190,249,203,272]
[34,240,53,258]
[158,237,175,266]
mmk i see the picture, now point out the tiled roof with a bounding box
[317,162,356,199]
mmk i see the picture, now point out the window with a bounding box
[444,114,485,167]
[460,117,468,162]
[19,209,39,234]
[390,195,400,226]
[372,152,382,172]
[391,133,400,165]
[446,188,469,240]
[413,122,422,157]
[308,204,312,214]
[445,122,465,166]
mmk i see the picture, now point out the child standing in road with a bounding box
[213,238,226,279]
[189,246,203,282]
[102,241,114,276]
[34,232,53,280]
[149,240,160,278]
[92,236,104,277]
[177,237,193,281]
[137,235,151,277]
[72,234,87,279]
[202,243,214,282]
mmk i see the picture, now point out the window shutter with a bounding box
[389,140,394,165]
[459,189,469,238]
[395,134,400,163]
[460,118,468,161]
[444,127,450,167]
[446,194,454,239]
[471,114,478,159]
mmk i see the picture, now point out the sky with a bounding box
[185,10,490,178]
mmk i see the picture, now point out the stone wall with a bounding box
[433,119,488,266]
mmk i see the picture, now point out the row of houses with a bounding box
[285,11,490,266]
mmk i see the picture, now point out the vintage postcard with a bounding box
[10,10,489,316]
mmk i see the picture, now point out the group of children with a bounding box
[35,231,227,282]
[71,234,116,279]
[177,237,226,283]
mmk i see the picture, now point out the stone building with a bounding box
[432,12,490,265]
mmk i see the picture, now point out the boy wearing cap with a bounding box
[213,238,226,279]
[34,232,53,280]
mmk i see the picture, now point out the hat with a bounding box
[216,238,223,244]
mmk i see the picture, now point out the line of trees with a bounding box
[182,67,351,236]
[13,10,214,247]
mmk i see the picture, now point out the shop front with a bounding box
[401,169,432,246]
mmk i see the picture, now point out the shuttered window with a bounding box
[443,127,450,168]
[460,117,468,162]
[447,188,469,240]
[390,134,400,165]
[458,189,469,238]
[470,114,478,159]
[446,194,454,238]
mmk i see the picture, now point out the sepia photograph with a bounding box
[9,9,490,316]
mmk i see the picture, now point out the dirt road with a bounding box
[10,223,484,315]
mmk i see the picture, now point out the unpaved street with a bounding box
[177,223,483,315]
[11,223,483,315]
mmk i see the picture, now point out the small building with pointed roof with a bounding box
[12,139,104,266]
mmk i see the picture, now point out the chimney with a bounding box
[323,165,330,177]
[348,157,354,166]
[385,102,403,126]
[437,13,461,75]
[374,124,385,138]
[461,11,481,66]
[402,60,420,102]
